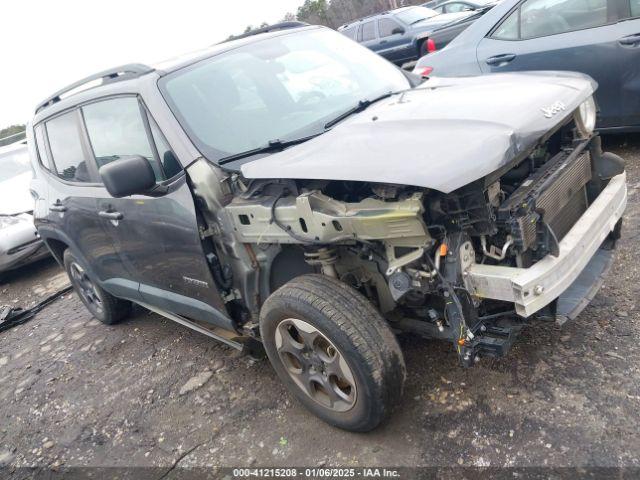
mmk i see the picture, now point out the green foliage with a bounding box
[0,124,25,140]
[297,0,333,27]
[0,124,26,147]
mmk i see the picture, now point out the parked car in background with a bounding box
[431,0,499,13]
[0,141,48,276]
[425,2,498,52]
[422,0,449,8]
[338,6,478,63]
[413,0,640,132]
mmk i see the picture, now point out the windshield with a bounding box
[160,28,411,164]
[395,6,439,24]
[0,146,31,183]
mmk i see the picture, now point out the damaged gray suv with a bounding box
[28,23,626,431]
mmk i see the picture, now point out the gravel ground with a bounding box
[0,135,639,473]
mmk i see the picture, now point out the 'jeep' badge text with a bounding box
[541,101,567,119]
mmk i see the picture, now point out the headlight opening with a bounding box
[575,96,597,137]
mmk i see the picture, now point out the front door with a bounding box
[477,0,624,128]
[377,18,413,63]
[80,95,232,330]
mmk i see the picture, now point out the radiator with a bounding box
[499,149,592,250]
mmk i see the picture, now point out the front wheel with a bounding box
[418,38,431,57]
[260,274,406,432]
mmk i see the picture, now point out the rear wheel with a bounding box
[260,274,406,432]
[418,38,430,57]
[63,250,131,325]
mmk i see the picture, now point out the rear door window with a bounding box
[82,97,169,182]
[46,111,92,182]
[492,0,610,39]
[360,21,377,41]
[341,26,357,39]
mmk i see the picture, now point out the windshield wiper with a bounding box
[324,92,395,130]
[218,134,322,166]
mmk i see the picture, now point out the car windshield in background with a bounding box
[159,28,410,165]
[0,147,31,182]
[395,6,440,24]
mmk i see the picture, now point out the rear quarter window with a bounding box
[34,124,53,171]
[341,26,357,39]
[360,21,376,41]
[46,111,92,182]
[631,0,640,17]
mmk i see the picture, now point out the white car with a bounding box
[0,140,49,274]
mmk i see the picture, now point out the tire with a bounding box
[63,249,131,325]
[260,274,406,432]
[418,39,430,58]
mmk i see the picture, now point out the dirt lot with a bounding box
[0,135,639,473]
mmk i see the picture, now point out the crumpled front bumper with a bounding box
[465,171,627,317]
[0,214,48,273]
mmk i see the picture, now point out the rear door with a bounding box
[615,0,640,128]
[80,95,232,329]
[358,20,383,55]
[476,0,624,128]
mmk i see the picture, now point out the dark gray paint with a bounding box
[30,86,233,331]
[242,71,595,193]
[428,10,487,50]
[414,0,640,131]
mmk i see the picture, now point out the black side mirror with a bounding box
[392,27,405,35]
[99,155,156,198]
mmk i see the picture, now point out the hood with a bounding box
[0,171,35,215]
[241,72,596,193]
[414,11,477,30]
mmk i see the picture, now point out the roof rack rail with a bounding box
[35,63,154,114]
[225,21,309,42]
[341,10,391,27]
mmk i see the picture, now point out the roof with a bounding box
[33,23,322,120]
[339,6,413,29]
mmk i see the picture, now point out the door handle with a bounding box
[49,202,67,212]
[380,40,388,44]
[98,210,123,221]
[619,34,640,46]
[485,53,516,66]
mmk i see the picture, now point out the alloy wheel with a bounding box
[275,318,357,412]
[69,262,104,315]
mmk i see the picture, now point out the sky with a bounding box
[0,0,304,128]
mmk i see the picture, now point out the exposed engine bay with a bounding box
[187,118,625,367]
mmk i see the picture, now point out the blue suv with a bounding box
[338,5,476,64]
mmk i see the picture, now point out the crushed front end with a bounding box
[393,126,626,366]
[189,98,626,369]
